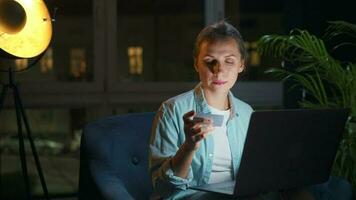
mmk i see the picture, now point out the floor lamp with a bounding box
[0,0,52,199]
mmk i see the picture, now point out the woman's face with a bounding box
[195,38,244,95]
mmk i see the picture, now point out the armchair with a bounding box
[78,112,155,200]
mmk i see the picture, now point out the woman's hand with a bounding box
[183,110,214,151]
[170,110,214,178]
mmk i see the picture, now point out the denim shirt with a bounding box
[149,84,253,199]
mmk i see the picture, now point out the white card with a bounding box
[193,113,224,127]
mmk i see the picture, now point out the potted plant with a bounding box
[257,21,356,189]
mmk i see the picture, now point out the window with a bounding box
[225,0,285,81]
[116,0,204,82]
[69,48,87,81]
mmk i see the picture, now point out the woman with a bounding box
[149,20,252,199]
[148,21,313,200]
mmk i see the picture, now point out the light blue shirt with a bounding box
[149,83,253,199]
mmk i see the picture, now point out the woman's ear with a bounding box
[238,60,245,73]
[238,65,245,73]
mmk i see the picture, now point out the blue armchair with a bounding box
[78,112,155,200]
[78,112,354,200]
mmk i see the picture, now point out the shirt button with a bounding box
[209,153,213,157]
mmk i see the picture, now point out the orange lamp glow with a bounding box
[0,0,52,58]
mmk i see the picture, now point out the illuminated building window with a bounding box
[14,59,28,71]
[249,42,260,66]
[244,41,250,49]
[69,48,86,79]
[127,46,143,75]
[245,41,261,67]
[40,48,53,73]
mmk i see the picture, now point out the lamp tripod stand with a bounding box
[0,67,49,200]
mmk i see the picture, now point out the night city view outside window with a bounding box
[117,0,204,82]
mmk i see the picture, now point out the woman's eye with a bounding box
[204,60,212,64]
[225,60,235,65]
[204,60,217,67]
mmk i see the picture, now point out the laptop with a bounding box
[189,109,349,198]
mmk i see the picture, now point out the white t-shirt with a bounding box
[208,105,233,184]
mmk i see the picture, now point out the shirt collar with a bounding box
[193,83,239,118]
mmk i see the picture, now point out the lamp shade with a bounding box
[0,0,52,58]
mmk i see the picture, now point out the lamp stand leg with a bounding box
[0,84,9,199]
[13,84,50,200]
[0,69,50,199]
[0,84,8,113]
[13,82,32,200]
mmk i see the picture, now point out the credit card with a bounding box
[193,113,224,127]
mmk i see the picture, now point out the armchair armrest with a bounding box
[90,160,134,200]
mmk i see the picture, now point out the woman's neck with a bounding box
[203,89,230,111]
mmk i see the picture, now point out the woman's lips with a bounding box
[212,80,227,85]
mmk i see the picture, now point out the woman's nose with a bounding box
[213,62,223,74]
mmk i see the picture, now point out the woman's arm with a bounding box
[149,106,213,197]
[171,110,213,178]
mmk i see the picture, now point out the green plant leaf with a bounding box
[258,20,356,190]
[325,21,356,40]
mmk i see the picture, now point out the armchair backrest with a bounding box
[79,112,156,200]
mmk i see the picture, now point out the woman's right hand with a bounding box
[182,110,214,151]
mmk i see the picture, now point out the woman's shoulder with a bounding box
[231,96,254,114]
[161,89,195,109]
[161,90,194,112]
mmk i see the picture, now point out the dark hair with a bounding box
[193,21,247,60]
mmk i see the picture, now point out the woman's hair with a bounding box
[193,20,247,60]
